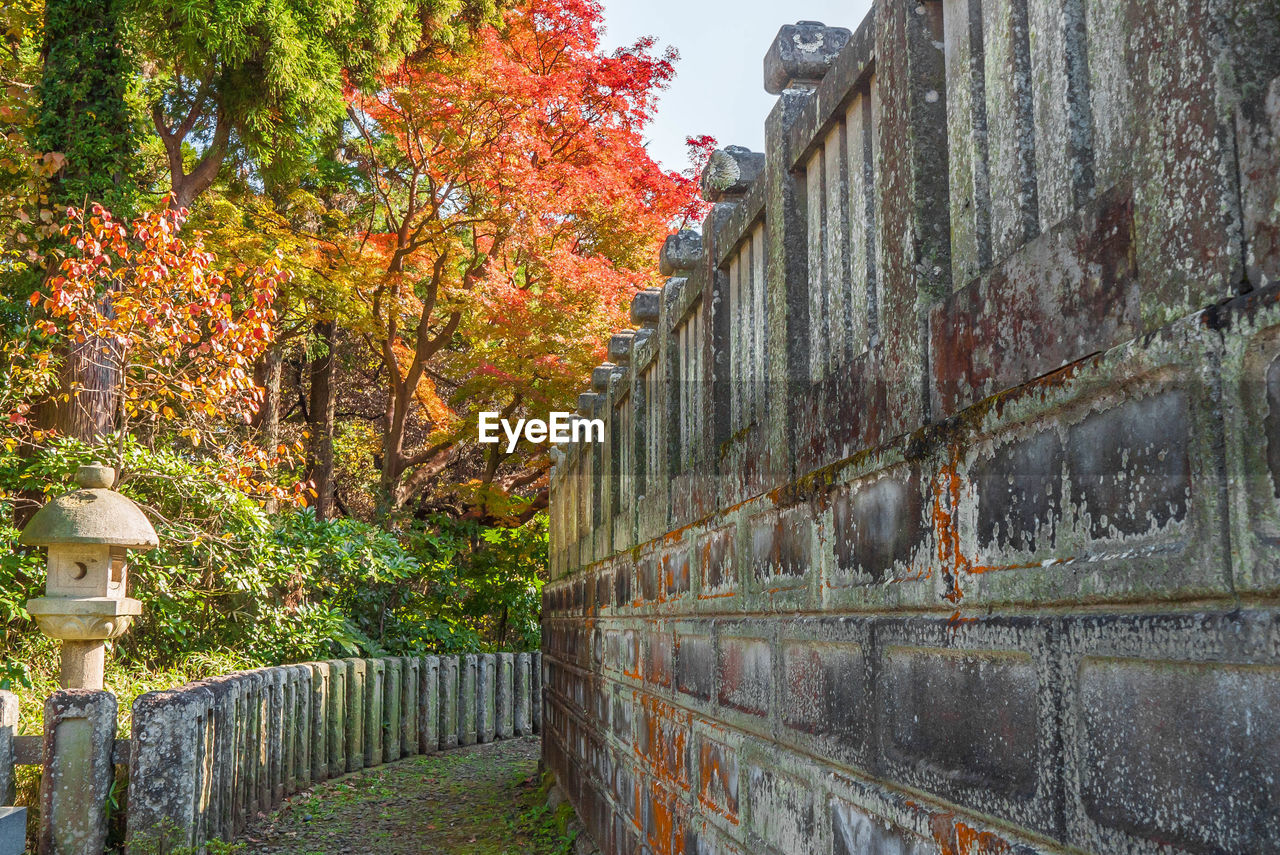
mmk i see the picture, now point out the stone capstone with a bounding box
[629,288,662,328]
[607,331,636,365]
[591,364,615,393]
[700,146,766,201]
[763,21,852,95]
[659,230,704,275]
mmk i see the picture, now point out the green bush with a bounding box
[1,436,545,680]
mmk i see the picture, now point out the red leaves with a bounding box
[37,201,289,430]
[351,0,701,381]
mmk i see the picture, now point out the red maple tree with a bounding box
[342,0,703,517]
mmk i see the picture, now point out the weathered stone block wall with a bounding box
[543,2,1280,853]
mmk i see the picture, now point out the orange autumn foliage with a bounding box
[30,201,305,503]
[347,0,704,512]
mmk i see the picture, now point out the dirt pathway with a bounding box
[241,737,575,855]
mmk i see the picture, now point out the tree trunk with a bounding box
[52,335,118,441]
[36,0,138,215]
[307,321,338,520]
[33,0,139,445]
[255,346,284,449]
[252,345,285,513]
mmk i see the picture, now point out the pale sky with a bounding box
[600,0,874,173]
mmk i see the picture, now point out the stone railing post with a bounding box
[307,662,330,782]
[231,673,253,835]
[343,658,366,773]
[514,653,532,736]
[364,659,384,767]
[383,658,403,761]
[0,692,18,855]
[0,806,24,855]
[250,671,270,817]
[39,690,116,855]
[278,667,294,800]
[127,687,215,853]
[478,654,496,743]
[282,665,306,796]
[496,653,514,739]
[459,655,478,746]
[531,652,543,734]
[439,656,459,750]
[0,690,15,805]
[420,656,439,753]
[325,660,347,776]
[196,675,241,842]
[401,657,419,757]
[265,668,285,808]
[287,665,312,792]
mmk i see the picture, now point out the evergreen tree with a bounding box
[35,0,138,214]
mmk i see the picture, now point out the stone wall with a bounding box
[543,2,1280,853]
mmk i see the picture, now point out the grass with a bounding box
[242,737,576,855]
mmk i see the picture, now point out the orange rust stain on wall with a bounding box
[931,459,970,603]
[929,814,1013,855]
[621,632,641,680]
[637,695,690,787]
[697,741,739,822]
[647,787,687,855]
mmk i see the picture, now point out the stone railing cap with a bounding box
[630,289,662,328]
[591,364,615,392]
[700,146,766,201]
[608,331,636,364]
[764,21,853,95]
[659,230,704,275]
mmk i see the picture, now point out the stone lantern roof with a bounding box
[19,463,159,550]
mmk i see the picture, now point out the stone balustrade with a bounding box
[0,653,542,854]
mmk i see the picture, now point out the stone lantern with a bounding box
[20,463,157,690]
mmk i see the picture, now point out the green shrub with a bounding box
[1,435,545,678]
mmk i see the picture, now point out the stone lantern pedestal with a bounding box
[26,597,143,690]
[20,463,157,690]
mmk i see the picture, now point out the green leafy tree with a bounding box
[129,0,503,207]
